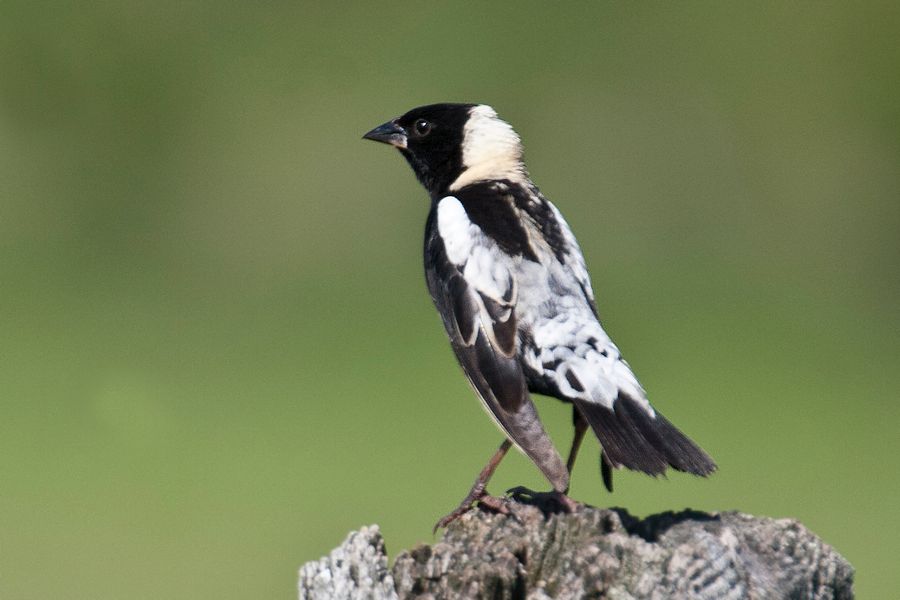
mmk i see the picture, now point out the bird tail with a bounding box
[574,393,717,478]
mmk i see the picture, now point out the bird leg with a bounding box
[600,450,614,492]
[570,406,614,492]
[433,439,512,533]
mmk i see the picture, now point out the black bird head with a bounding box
[363,103,525,199]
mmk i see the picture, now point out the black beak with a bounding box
[362,120,407,149]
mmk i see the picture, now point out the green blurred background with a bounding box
[2,2,898,598]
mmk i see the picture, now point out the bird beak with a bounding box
[362,120,407,149]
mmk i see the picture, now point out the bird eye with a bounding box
[414,119,432,136]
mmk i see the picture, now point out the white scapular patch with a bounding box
[436,197,476,265]
[437,196,514,300]
[450,105,526,191]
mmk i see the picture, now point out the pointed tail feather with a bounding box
[574,393,716,478]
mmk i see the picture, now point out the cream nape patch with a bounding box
[449,105,527,191]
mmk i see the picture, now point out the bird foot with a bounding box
[505,486,581,514]
[433,490,510,533]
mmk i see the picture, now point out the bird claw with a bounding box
[505,485,536,501]
[476,494,512,514]
[505,486,580,514]
[432,506,470,534]
[433,491,511,533]
[434,486,580,533]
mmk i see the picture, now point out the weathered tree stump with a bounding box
[298,502,853,599]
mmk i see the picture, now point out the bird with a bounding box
[363,103,716,529]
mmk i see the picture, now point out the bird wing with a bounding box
[425,196,568,492]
